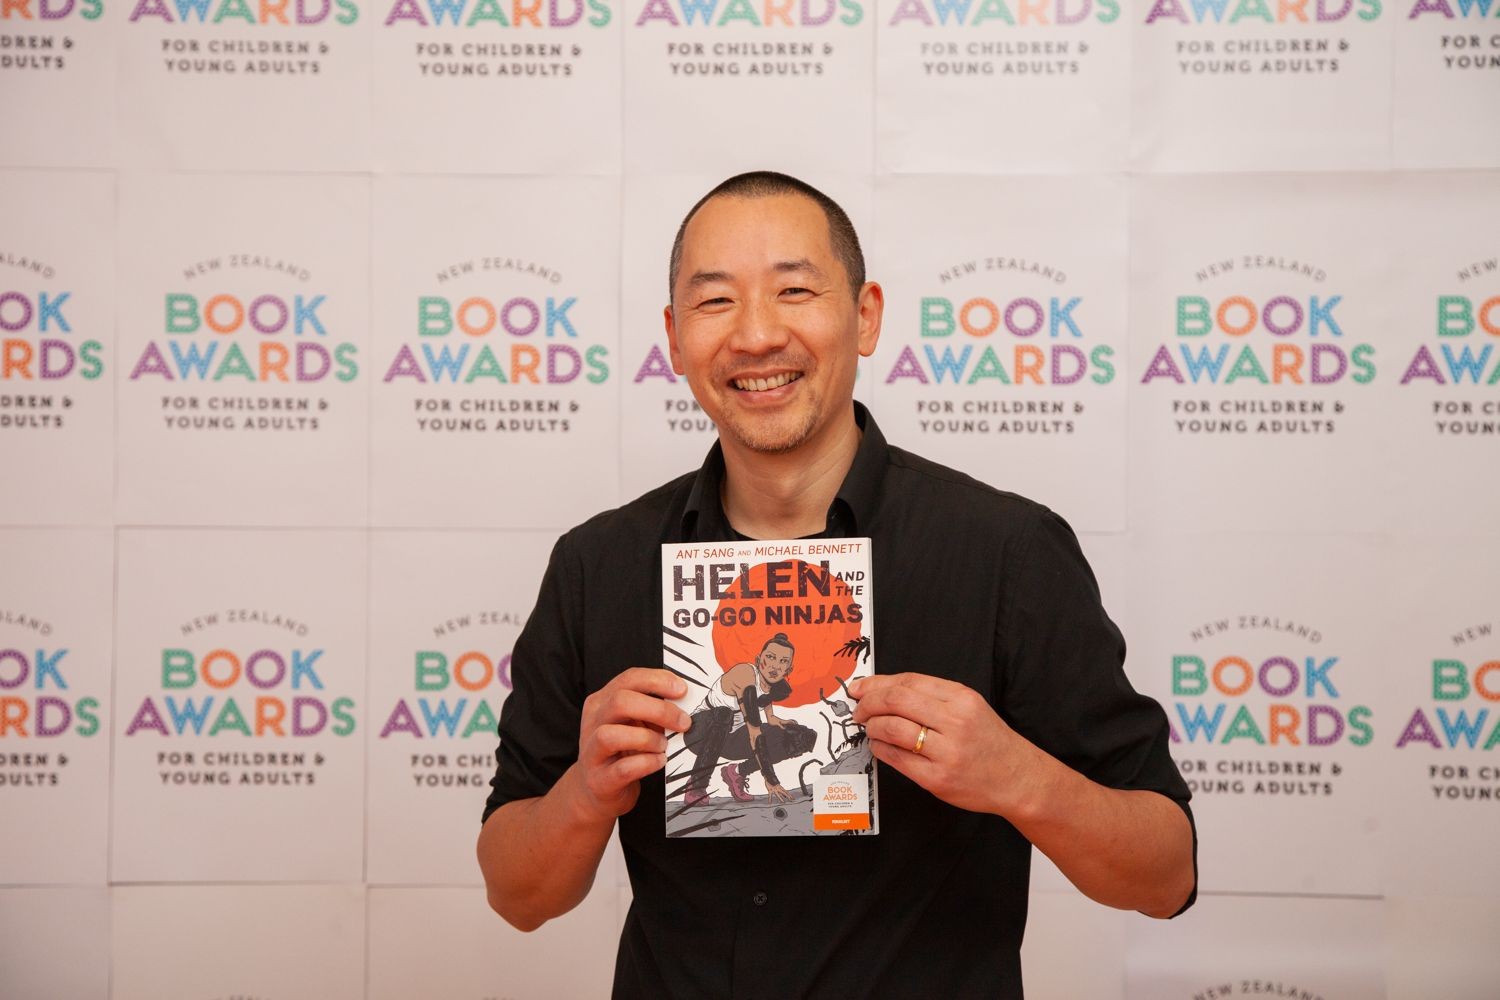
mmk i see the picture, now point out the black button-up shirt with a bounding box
[484,404,1194,999]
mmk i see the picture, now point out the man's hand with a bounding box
[572,667,690,825]
[848,672,1195,918]
[479,666,690,934]
[848,673,1044,818]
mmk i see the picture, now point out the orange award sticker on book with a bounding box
[661,537,879,838]
[813,775,871,831]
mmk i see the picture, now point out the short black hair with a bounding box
[669,171,866,304]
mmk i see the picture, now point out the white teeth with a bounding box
[734,372,800,392]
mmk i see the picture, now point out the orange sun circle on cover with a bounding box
[711,560,863,709]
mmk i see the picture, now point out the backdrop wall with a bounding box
[2,3,1498,996]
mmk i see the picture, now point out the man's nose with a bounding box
[726,295,792,355]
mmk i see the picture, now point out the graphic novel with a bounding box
[661,538,878,838]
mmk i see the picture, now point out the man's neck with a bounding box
[719,407,860,540]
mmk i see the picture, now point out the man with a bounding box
[682,631,814,807]
[478,171,1196,997]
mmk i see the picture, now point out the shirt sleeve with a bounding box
[481,532,587,824]
[996,505,1197,915]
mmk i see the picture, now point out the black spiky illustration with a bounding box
[835,634,872,663]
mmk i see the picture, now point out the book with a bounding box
[660,537,878,838]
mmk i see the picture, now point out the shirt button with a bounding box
[752,891,768,907]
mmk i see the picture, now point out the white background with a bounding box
[877,0,1132,173]
[114,2,373,171]
[110,529,367,882]
[0,9,1496,994]
[370,173,622,529]
[0,531,112,884]
[115,172,371,527]
[111,884,366,999]
[366,529,554,884]
[1131,3,1393,171]
[1128,173,1395,535]
[872,172,1129,532]
[1127,531,1386,896]
[0,170,116,525]
[371,0,624,174]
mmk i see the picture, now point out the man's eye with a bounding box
[782,287,812,296]
[698,297,731,307]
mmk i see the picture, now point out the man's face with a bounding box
[757,642,794,682]
[664,193,882,456]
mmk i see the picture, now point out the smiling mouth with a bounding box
[731,372,803,392]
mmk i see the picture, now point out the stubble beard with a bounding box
[709,355,823,455]
[714,386,822,455]
[718,400,821,455]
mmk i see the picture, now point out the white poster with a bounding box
[1131,0,1393,171]
[0,529,112,885]
[371,0,622,173]
[1023,890,1126,1000]
[1129,174,1393,535]
[110,529,366,882]
[1376,538,1500,898]
[1386,896,1500,1000]
[872,173,1128,532]
[1380,172,1500,532]
[1126,894,1386,999]
[1127,532,1384,896]
[369,886,621,999]
[876,0,1130,173]
[621,0,874,174]
[115,0,371,171]
[371,174,621,529]
[116,172,371,527]
[0,887,110,999]
[367,529,554,885]
[1393,3,1500,168]
[0,0,116,168]
[0,169,114,526]
[112,884,365,1000]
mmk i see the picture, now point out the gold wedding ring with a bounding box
[913,725,928,755]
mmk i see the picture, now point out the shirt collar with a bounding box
[680,401,888,542]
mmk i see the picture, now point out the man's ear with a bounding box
[663,304,686,375]
[856,281,884,358]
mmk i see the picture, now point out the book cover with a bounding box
[660,538,878,838]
